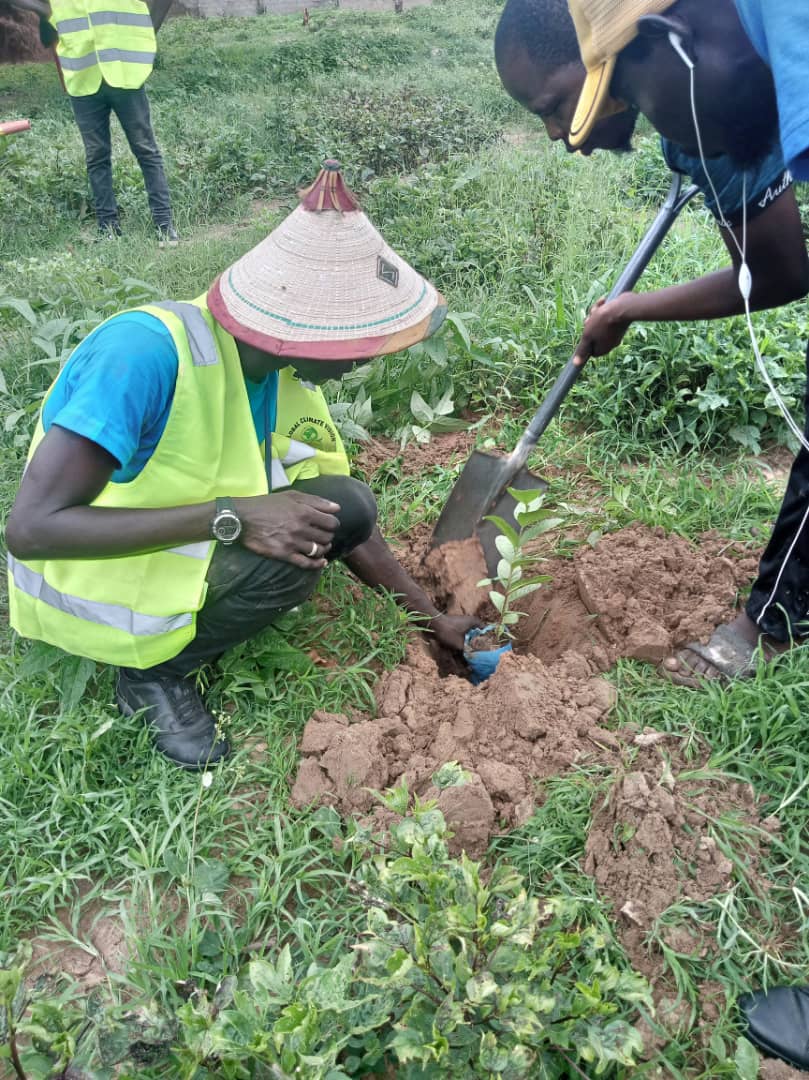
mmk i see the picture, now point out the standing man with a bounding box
[495,0,809,689]
[9,0,178,243]
[497,0,809,1067]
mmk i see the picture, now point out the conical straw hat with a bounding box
[208,160,447,361]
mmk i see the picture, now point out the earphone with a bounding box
[668,31,694,71]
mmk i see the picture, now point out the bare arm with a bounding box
[6,425,340,569]
[149,0,172,32]
[574,187,809,361]
[343,526,478,651]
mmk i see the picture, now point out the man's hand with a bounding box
[235,491,340,569]
[573,296,633,365]
[429,613,481,653]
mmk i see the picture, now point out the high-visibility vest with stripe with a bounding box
[7,297,351,668]
[50,0,157,97]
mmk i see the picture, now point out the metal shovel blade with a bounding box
[431,450,547,576]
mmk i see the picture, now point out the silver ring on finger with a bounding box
[307,541,319,558]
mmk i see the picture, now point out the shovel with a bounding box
[431,172,699,574]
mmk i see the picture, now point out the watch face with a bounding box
[214,511,241,543]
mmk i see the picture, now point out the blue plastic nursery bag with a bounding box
[463,625,513,685]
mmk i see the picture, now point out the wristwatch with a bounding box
[210,497,242,545]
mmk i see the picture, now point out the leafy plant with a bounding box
[172,789,651,1078]
[477,488,562,642]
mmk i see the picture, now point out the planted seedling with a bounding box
[471,488,563,651]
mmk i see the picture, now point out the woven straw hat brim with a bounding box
[209,276,447,359]
[209,204,446,361]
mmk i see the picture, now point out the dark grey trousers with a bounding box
[70,83,173,229]
[123,476,377,681]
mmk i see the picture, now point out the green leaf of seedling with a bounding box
[501,612,521,626]
[509,582,545,602]
[496,558,512,583]
[518,511,564,530]
[494,535,516,561]
[483,515,520,546]
[476,577,493,589]
[489,591,505,613]
[507,487,546,505]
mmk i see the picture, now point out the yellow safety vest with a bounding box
[50,0,157,97]
[7,297,350,668]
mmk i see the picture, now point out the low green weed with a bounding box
[170,790,650,1079]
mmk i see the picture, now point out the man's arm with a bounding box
[573,186,809,361]
[149,0,172,32]
[343,526,479,652]
[5,425,340,569]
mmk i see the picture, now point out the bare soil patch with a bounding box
[353,430,476,483]
[584,751,769,980]
[26,894,128,992]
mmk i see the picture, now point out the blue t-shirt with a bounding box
[43,312,278,483]
[661,138,793,224]
[733,0,809,182]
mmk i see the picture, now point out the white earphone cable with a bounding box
[686,58,809,455]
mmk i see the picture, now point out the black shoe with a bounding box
[739,986,809,1070]
[157,224,179,248]
[116,669,230,770]
[96,221,122,241]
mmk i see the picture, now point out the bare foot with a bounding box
[661,612,790,686]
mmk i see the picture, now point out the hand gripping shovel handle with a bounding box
[506,172,699,475]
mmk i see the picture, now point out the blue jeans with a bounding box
[69,82,173,229]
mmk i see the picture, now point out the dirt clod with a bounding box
[573,525,757,661]
[584,757,765,978]
[292,645,622,855]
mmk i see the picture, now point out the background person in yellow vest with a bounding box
[5,162,476,769]
[8,0,177,243]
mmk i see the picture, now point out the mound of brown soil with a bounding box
[292,643,621,856]
[574,525,758,662]
[584,751,768,978]
[414,524,758,672]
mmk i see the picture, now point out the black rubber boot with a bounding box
[116,669,230,770]
[739,986,809,1070]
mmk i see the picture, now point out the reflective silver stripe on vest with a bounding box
[59,51,100,70]
[167,541,212,560]
[281,439,316,468]
[270,458,290,490]
[55,15,90,32]
[8,555,193,636]
[90,11,153,27]
[150,302,219,367]
[96,47,155,64]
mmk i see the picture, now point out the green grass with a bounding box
[2,0,809,1075]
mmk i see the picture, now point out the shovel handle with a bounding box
[508,172,699,472]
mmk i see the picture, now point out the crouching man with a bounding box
[6,161,475,769]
